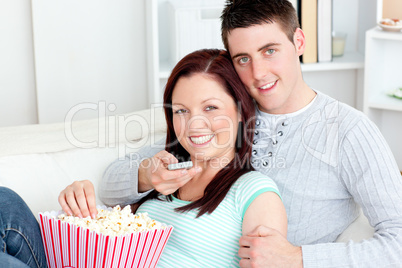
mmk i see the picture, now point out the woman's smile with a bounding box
[189,134,215,146]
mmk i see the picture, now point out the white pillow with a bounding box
[0,146,136,218]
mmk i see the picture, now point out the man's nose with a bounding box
[251,59,267,81]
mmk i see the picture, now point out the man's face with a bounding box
[227,22,305,114]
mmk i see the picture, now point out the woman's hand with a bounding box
[138,150,202,195]
[58,180,97,219]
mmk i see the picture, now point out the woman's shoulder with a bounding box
[237,170,275,182]
[228,171,282,217]
[233,171,279,192]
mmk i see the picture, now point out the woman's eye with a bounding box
[174,109,187,114]
[265,49,275,55]
[239,57,249,64]
[205,106,217,111]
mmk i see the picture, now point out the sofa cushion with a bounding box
[0,107,166,217]
[0,146,127,217]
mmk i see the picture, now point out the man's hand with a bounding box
[138,150,202,195]
[58,180,97,219]
[238,225,303,268]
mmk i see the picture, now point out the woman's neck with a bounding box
[177,152,234,201]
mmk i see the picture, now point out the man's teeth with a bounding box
[260,81,276,90]
[190,135,214,144]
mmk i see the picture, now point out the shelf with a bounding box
[368,93,402,112]
[301,52,364,72]
[367,27,402,41]
[149,0,376,106]
[364,26,402,113]
[159,61,174,79]
[159,51,365,78]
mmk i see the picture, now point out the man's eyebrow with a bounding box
[231,42,281,60]
[258,42,280,52]
[231,52,248,60]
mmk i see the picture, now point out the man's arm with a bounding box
[238,116,402,268]
[99,137,202,207]
[98,138,165,206]
[301,117,402,267]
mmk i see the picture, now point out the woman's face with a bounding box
[171,73,239,164]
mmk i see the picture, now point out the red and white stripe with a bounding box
[38,213,173,268]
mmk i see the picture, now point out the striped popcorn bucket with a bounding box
[38,211,173,268]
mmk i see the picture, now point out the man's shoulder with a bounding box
[315,91,369,127]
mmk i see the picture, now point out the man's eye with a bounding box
[174,109,187,114]
[239,57,249,64]
[205,106,217,111]
[265,49,275,55]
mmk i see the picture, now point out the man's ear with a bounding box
[293,28,306,56]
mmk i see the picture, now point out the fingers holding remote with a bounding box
[138,151,201,195]
[168,161,193,170]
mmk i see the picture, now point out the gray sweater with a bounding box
[99,91,402,267]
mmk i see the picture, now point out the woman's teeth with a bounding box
[260,81,276,90]
[190,135,214,144]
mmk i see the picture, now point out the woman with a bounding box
[0,49,286,267]
[132,49,287,267]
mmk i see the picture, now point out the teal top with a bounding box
[137,171,281,268]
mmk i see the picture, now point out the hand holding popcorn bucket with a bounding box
[38,206,173,268]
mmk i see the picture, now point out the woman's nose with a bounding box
[188,114,210,129]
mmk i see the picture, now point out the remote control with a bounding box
[168,161,193,170]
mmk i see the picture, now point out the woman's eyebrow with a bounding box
[171,103,186,107]
[172,98,222,106]
[201,98,223,104]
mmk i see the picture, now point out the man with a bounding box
[99,0,402,267]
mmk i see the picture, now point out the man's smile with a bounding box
[258,80,277,93]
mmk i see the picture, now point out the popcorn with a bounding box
[57,205,163,236]
[39,206,173,268]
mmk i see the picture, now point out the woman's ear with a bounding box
[293,28,306,57]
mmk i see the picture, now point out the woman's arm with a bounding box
[239,191,299,268]
[242,191,287,237]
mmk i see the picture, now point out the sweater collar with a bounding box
[255,90,329,124]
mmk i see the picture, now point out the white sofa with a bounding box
[0,108,374,243]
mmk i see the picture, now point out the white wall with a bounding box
[0,0,149,127]
[0,0,37,127]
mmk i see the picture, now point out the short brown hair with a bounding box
[221,0,300,51]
